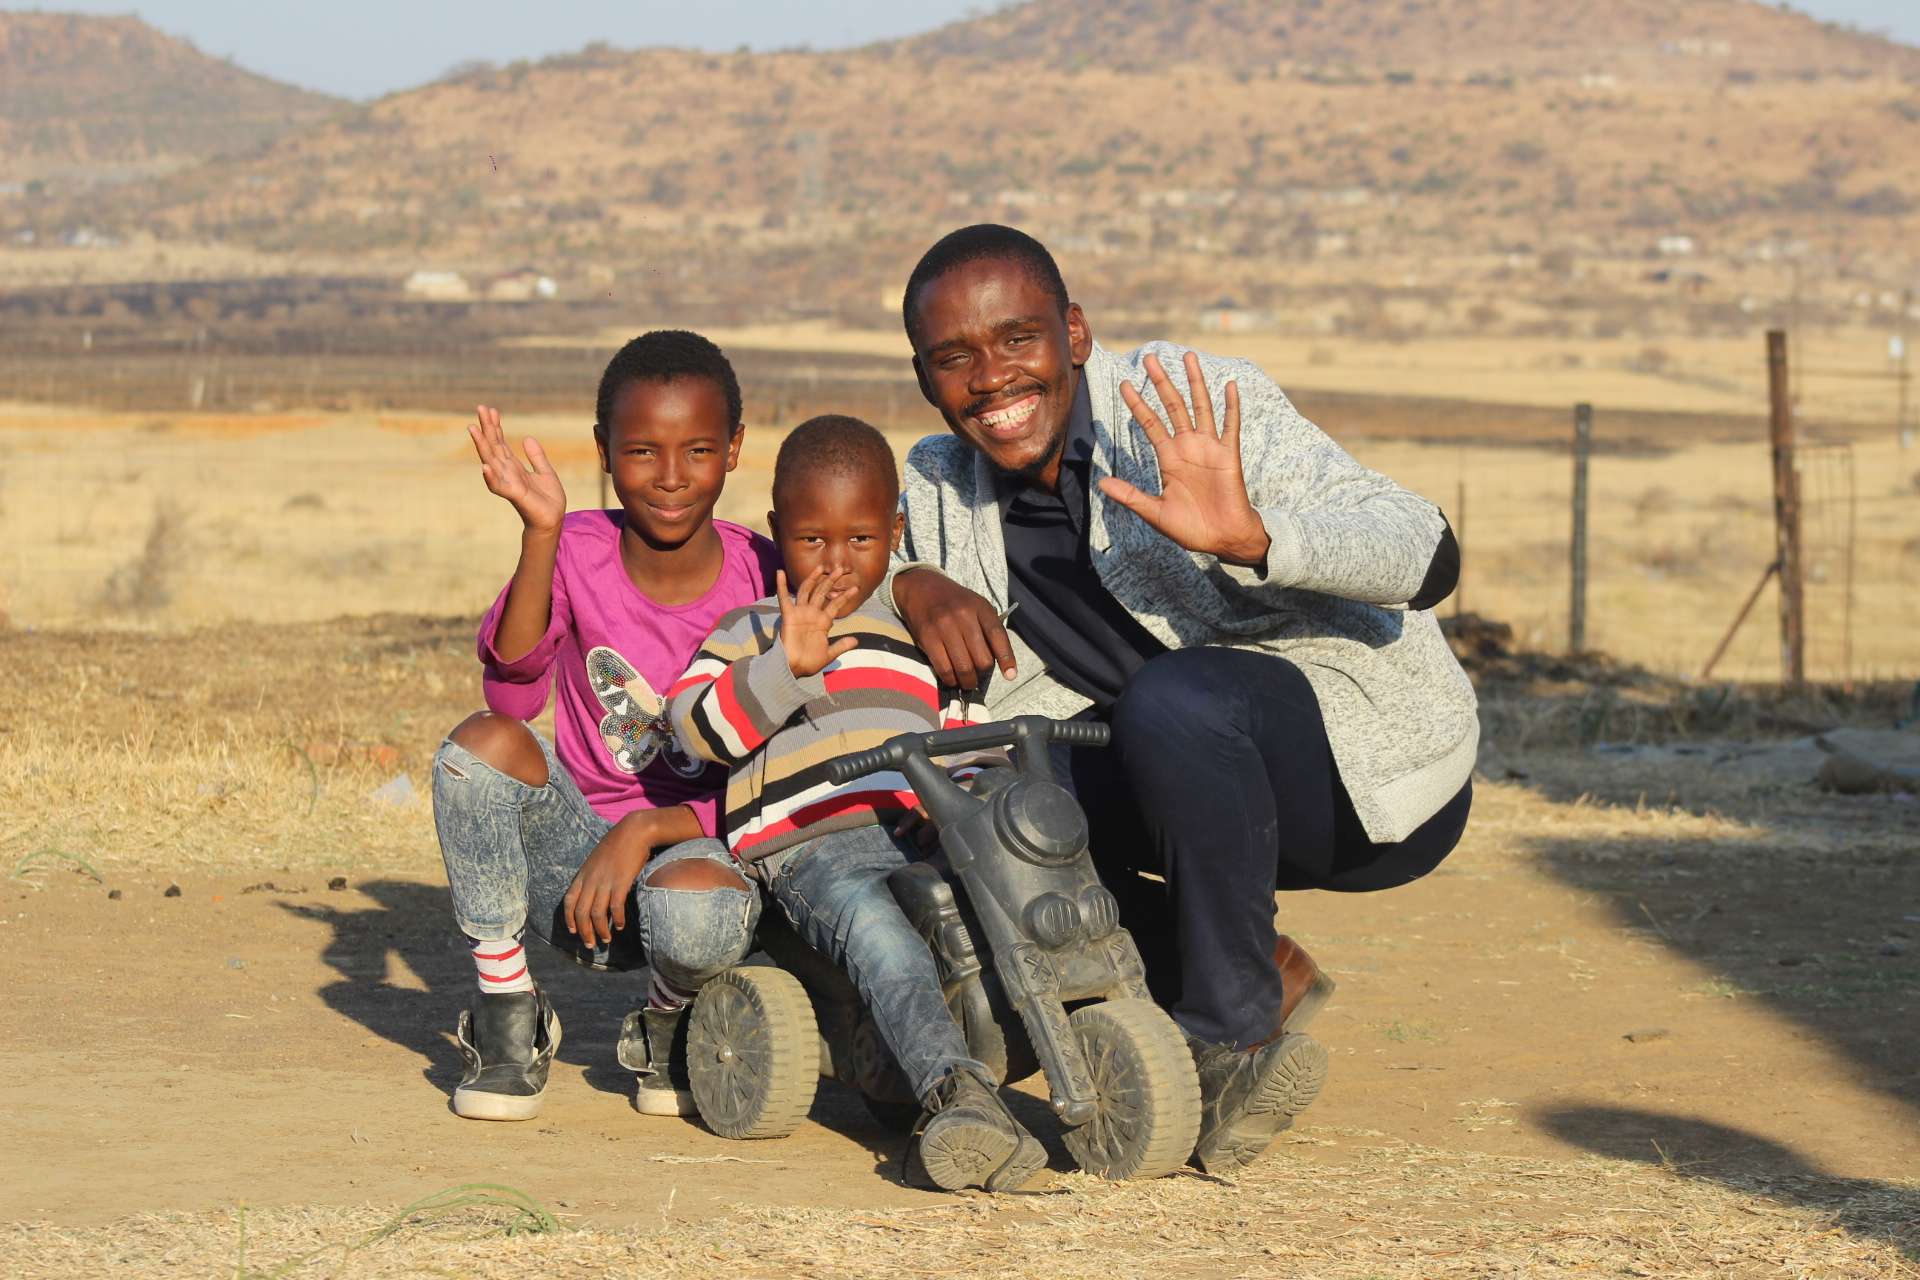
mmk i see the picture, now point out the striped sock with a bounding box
[469,931,533,995]
[646,967,696,1012]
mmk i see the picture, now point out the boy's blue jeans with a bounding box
[432,730,759,994]
[762,824,985,1101]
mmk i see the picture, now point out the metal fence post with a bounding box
[1767,329,1805,689]
[1570,402,1591,653]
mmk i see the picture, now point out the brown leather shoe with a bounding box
[1276,936,1336,1033]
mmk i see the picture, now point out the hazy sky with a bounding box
[7,0,1918,99]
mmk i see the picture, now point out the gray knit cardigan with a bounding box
[882,339,1478,844]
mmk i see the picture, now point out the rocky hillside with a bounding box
[4,0,1917,336]
[895,0,1920,79]
[0,12,341,179]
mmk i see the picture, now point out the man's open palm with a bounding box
[1099,352,1270,568]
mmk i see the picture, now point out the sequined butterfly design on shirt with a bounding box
[584,646,706,779]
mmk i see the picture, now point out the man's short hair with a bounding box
[902,224,1070,346]
[773,414,899,508]
[594,329,743,441]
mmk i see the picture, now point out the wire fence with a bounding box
[1390,426,1917,685]
[1,385,1914,685]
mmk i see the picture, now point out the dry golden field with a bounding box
[516,321,1918,426]
[3,346,1917,1277]
[5,365,1913,684]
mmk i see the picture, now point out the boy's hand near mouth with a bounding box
[775,566,860,677]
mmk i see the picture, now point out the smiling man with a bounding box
[883,224,1477,1174]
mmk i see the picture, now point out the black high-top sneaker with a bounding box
[1187,1031,1327,1175]
[912,1066,1047,1192]
[616,1004,696,1117]
[452,987,561,1121]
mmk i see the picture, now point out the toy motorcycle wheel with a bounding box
[1061,997,1202,1181]
[686,966,820,1140]
[845,1016,923,1132]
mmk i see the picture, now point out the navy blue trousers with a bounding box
[1062,647,1471,1049]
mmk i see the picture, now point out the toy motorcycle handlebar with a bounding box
[823,716,1110,786]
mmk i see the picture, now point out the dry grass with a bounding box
[0,407,910,632]
[508,324,1915,426]
[3,616,1914,1275]
[0,616,473,876]
[4,401,1913,683]
[1192,326,1915,425]
[6,1141,1914,1279]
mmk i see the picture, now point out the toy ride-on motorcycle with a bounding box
[667,714,1203,1183]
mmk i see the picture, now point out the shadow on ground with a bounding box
[1539,1105,1920,1261]
[279,878,928,1181]
[1525,823,1919,1128]
[278,879,645,1096]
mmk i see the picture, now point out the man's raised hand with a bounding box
[776,568,860,678]
[468,404,567,535]
[1099,352,1271,569]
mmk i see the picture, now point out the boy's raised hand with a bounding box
[776,567,859,677]
[469,404,567,535]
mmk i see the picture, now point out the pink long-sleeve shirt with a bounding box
[478,510,781,831]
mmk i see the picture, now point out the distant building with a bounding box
[1198,300,1273,334]
[486,267,558,301]
[403,270,472,301]
[1655,235,1696,257]
[1661,38,1732,58]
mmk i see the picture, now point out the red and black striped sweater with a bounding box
[666,597,987,864]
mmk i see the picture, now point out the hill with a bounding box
[896,0,1920,79]
[0,11,342,180]
[3,0,1917,341]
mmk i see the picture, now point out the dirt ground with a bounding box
[2,618,1917,1277]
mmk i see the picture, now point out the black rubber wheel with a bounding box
[1060,997,1201,1181]
[686,966,820,1140]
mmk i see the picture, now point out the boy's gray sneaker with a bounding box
[1187,1031,1327,1175]
[912,1066,1047,1192]
[617,1004,697,1117]
[452,987,561,1122]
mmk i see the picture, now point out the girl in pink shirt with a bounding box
[432,331,779,1123]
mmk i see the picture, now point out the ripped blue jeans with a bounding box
[432,730,759,993]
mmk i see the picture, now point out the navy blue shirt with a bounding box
[999,378,1167,710]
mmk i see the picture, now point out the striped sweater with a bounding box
[666,597,983,863]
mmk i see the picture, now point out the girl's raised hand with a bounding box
[468,404,567,535]
[776,567,859,678]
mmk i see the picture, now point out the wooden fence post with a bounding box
[1767,329,1805,689]
[1570,402,1591,653]
[1453,477,1465,618]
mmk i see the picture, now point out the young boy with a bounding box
[434,330,779,1122]
[667,415,1047,1193]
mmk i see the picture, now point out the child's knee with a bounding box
[446,711,547,787]
[640,874,760,989]
[643,858,750,893]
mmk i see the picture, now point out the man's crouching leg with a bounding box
[620,840,762,1116]
[1108,648,1332,1174]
